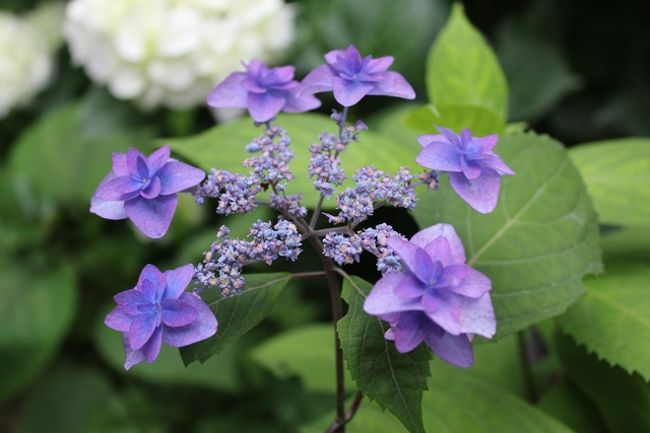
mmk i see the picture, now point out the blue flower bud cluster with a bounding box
[193,169,261,215]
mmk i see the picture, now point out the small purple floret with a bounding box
[91,146,205,238]
[105,264,218,370]
[207,59,321,123]
[416,127,514,213]
[300,45,415,107]
[363,223,496,368]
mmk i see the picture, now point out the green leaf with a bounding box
[303,368,576,433]
[339,275,431,433]
[426,3,508,119]
[0,262,77,403]
[7,97,150,206]
[403,104,505,136]
[165,113,421,206]
[557,332,650,433]
[602,227,650,265]
[95,309,240,391]
[251,324,352,393]
[181,273,292,365]
[538,382,608,433]
[557,263,650,381]
[16,362,142,433]
[569,138,650,226]
[412,132,602,338]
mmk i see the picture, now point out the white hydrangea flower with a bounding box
[0,9,59,119]
[64,0,295,110]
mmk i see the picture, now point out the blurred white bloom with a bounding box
[0,4,63,119]
[64,0,295,110]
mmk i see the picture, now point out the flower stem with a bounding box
[517,330,538,402]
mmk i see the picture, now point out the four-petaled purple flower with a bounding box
[105,264,218,370]
[207,59,321,123]
[91,146,205,239]
[416,127,515,213]
[364,223,496,368]
[300,44,415,107]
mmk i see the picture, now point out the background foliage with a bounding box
[1,0,649,432]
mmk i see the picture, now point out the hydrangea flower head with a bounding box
[300,44,415,106]
[207,59,321,122]
[364,223,495,368]
[91,145,205,238]
[105,264,218,370]
[416,127,514,213]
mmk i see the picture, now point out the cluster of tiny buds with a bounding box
[193,169,261,215]
[326,166,417,224]
[195,219,302,296]
[322,223,403,274]
[418,170,440,191]
[244,125,294,185]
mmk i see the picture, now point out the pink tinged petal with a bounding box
[124,195,178,239]
[452,267,491,298]
[126,148,147,174]
[128,316,158,350]
[483,154,515,176]
[94,175,141,201]
[410,223,466,264]
[473,134,498,152]
[269,65,296,83]
[140,176,161,199]
[299,64,335,95]
[423,236,454,267]
[384,328,396,341]
[282,90,322,113]
[365,55,394,73]
[459,294,496,338]
[90,196,127,220]
[393,313,428,353]
[367,71,415,100]
[438,264,469,289]
[241,76,266,93]
[416,134,447,148]
[146,145,170,175]
[324,48,348,65]
[415,141,462,172]
[427,294,463,335]
[461,157,482,180]
[157,161,205,195]
[449,170,501,214]
[114,288,150,307]
[332,77,374,107]
[123,336,146,370]
[426,330,474,368]
[363,272,424,316]
[163,264,195,299]
[112,153,128,176]
[422,290,442,313]
[142,326,163,363]
[206,72,249,108]
[163,293,217,347]
[161,298,198,327]
[247,92,286,122]
[105,306,133,332]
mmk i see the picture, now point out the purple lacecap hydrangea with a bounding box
[300,44,415,107]
[105,264,217,370]
[416,127,514,214]
[91,146,205,238]
[207,59,321,123]
[363,223,496,368]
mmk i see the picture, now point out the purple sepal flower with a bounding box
[207,59,321,123]
[105,264,218,370]
[300,45,415,107]
[363,223,496,368]
[91,146,205,238]
[416,127,514,214]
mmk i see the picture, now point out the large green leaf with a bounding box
[165,113,421,206]
[538,382,608,433]
[557,332,650,433]
[0,262,77,403]
[404,103,505,136]
[303,368,575,433]
[339,275,431,433]
[8,96,150,206]
[426,3,508,120]
[557,263,650,381]
[181,273,292,365]
[95,310,240,391]
[601,227,650,264]
[569,138,650,226]
[250,324,352,393]
[412,133,602,338]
